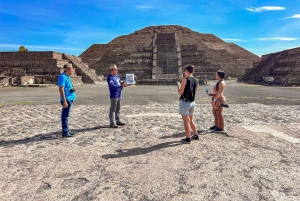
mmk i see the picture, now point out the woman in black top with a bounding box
[177,65,199,143]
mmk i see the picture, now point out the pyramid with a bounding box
[80,25,260,81]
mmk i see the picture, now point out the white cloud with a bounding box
[135,5,154,10]
[222,38,243,42]
[284,14,300,19]
[256,37,298,41]
[0,44,84,51]
[246,6,285,12]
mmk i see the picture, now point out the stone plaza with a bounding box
[0,81,299,200]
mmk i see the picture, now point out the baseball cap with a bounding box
[109,64,117,70]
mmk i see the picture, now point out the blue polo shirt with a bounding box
[58,73,76,101]
[107,74,123,98]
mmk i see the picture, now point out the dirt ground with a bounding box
[0,80,299,200]
[1,80,300,106]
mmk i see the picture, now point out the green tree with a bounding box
[18,46,28,52]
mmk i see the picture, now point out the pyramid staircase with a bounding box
[63,54,103,84]
[241,52,284,83]
[152,33,181,79]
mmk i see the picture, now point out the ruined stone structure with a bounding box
[0,52,102,86]
[80,25,260,82]
[241,47,300,86]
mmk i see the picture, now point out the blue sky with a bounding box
[0,0,299,57]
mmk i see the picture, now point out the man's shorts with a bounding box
[179,100,195,116]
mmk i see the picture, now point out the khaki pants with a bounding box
[109,98,121,125]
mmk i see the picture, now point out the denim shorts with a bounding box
[179,100,195,116]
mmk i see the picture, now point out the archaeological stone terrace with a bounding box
[80,25,260,83]
[0,52,102,86]
[242,47,300,86]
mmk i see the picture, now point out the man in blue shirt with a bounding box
[58,63,77,137]
[107,64,128,128]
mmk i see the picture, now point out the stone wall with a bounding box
[0,51,85,86]
[0,59,62,76]
[0,76,10,87]
[0,52,67,77]
[0,52,58,59]
[34,75,82,85]
[20,76,35,85]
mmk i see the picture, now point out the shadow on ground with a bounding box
[0,126,110,147]
[102,141,183,159]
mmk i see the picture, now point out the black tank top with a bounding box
[180,77,199,102]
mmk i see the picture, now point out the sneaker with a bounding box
[180,138,191,143]
[214,128,224,132]
[110,124,118,128]
[210,126,217,130]
[62,133,73,138]
[69,131,75,135]
[191,135,199,140]
[116,121,125,126]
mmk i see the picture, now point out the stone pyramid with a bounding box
[80,25,260,81]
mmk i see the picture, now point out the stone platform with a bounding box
[0,82,299,200]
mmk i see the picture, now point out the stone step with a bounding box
[118,67,152,72]
[129,52,153,58]
[89,69,96,74]
[63,54,103,84]
[180,45,198,51]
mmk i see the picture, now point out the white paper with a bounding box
[125,74,135,85]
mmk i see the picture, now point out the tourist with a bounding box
[177,65,199,143]
[58,63,76,137]
[107,64,128,128]
[208,70,226,132]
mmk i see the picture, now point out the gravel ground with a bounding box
[0,81,299,200]
[0,80,300,106]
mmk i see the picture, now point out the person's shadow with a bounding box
[0,125,109,148]
[159,132,184,139]
[158,130,210,140]
[102,141,184,159]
